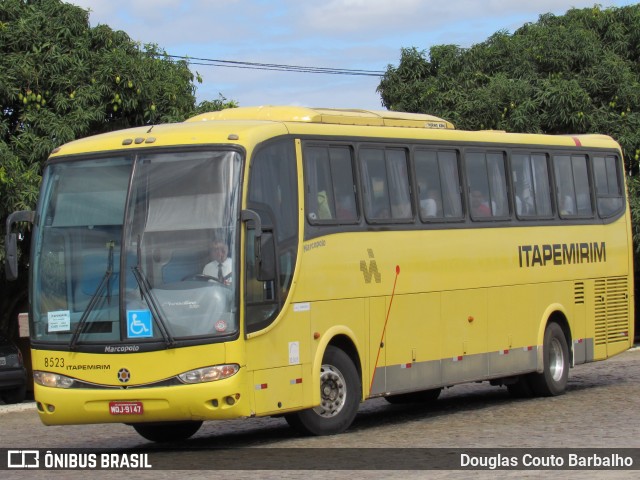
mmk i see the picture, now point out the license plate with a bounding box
[0,357,6,366]
[109,401,143,415]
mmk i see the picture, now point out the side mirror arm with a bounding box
[240,209,262,238]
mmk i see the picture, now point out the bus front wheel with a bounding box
[285,346,360,436]
[132,421,203,443]
[529,322,569,396]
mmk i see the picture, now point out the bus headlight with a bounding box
[33,371,75,388]
[178,364,239,384]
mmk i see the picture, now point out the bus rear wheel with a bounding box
[285,346,360,436]
[132,421,202,442]
[528,322,569,396]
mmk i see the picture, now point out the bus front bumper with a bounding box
[34,369,252,426]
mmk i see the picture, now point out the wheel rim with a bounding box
[313,364,347,418]
[549,337,565,382]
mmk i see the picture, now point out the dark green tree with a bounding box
[378,4,640,255]
[0,0,233,335]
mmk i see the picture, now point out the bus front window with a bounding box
[32,158,131,343]
[31,150,242,347]
[123,151,242,341]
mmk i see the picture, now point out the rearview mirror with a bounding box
[5,233,19,281]
[4,210,35,281]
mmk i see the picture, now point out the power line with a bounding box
[166,54,385,77]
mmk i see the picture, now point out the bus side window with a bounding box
[360,147,412,222]
[415,149,463,221]
[304,145,358,224]
[594,155,624,218]
[465,151,509,220]
[554,155,593,218]
[511,153,552,218]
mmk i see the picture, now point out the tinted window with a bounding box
[360,147,412,222]
[415,149,463,220]
[304,145,358,224]
[465,151,509,220]
[246,139,298,332]
[511,153,553,218]
[554,155,593,217]
[594,155,624,217]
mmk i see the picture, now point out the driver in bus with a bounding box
[203,239,232,285]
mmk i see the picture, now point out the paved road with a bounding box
[1,347,639,479]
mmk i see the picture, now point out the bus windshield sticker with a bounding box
[126,310,153,338]
[47,310,71,332]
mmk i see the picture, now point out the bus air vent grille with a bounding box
[594,276,629,346]
[574,281,585,304]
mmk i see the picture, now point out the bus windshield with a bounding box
[31,150,242,348]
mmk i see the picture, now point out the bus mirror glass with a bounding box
[257,232,276,282]
[5,210,35,281]
[5,233,19,281]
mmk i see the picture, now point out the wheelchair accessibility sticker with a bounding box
[127,310,153,338]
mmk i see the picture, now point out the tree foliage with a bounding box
[0,0,234,333]
[378,5,640,163]
[378,4,640,255]
[0,0,240,226]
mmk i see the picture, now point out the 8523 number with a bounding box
[44,357,64,368]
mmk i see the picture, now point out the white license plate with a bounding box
[109,401,143,415]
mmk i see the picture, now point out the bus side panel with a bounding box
[487,285,542,375]
[245,304,312,416]
[368,296,386,396]
[441,289,488,384]
[383,293,442,395]
[251,364,304,415]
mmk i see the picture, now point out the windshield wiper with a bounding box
[131,239,175,348]
[70,241,114,350]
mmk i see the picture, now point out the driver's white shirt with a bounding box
[202,257,232,283]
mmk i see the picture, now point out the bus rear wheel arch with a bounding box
[507,320,570,398]
[528,321,570,396]
[285,345,361,435]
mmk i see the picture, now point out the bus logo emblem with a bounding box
[360,249,381,284]
[117,368,131,383]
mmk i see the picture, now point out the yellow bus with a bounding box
[5,106,634,441]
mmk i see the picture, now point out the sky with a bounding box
[67,0,638,111]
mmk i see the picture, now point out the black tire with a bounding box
[285,346,360,436]
[385,388,441,404]
[528,322,569,396]
[132,421,202,442]
[0,384,27,404]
